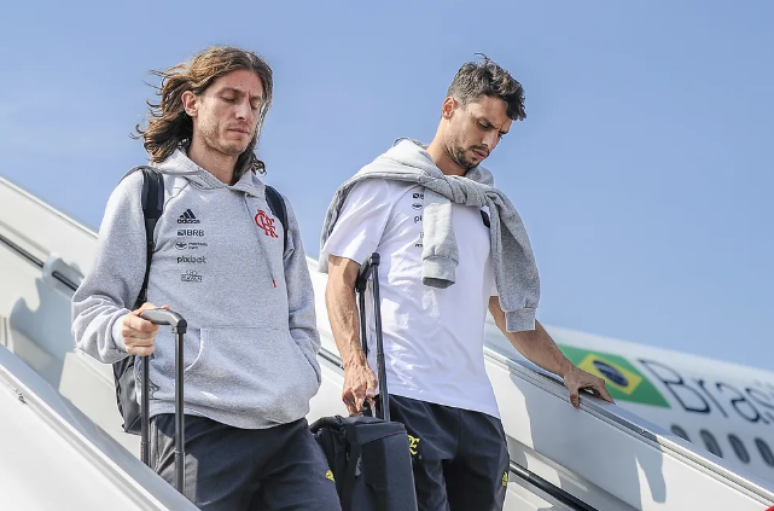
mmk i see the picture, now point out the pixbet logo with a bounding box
[177,256,206,264]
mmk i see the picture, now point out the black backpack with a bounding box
[113,166,289,435]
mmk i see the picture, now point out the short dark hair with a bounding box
[447,54,526,121]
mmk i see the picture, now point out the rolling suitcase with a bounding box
[138,308,188,494]
[310,253,418,511]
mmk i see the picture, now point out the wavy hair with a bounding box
[448,54,526,121]
[134,46,273,180]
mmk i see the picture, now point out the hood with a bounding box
[153,148,266,198]
[364,138,494,187]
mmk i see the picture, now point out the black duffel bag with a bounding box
[310,415,417,511]
[310,253,418,511]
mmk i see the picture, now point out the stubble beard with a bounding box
[200,118,248,158]
[447,144,477,171]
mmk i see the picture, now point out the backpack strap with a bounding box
[135,167,164,308]
[112,165,164,436]
[265,185,289,254]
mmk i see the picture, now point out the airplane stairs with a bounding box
[2,174,773,511]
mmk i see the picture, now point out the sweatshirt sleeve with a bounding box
[281,196,322,383]
[71,171,149,364]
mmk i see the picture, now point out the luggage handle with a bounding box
[139,308,188,494]
[355,253,390,422]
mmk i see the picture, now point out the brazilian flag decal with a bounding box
[558,345,670,408]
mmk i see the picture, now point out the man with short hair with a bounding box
[72,46,341,511]
[321,56,614,511]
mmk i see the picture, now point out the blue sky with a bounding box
[1,1,771,369]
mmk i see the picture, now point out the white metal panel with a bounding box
[0,344,200,511]
[0,175,96,282]
[0,383,142,510]
[487,353,774,510]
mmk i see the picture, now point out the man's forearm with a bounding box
[325,278,367,370]
[511,320,574,378]
[489,298,574,378]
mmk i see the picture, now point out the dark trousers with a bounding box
[150,414,342,511]
[385,395,510,511]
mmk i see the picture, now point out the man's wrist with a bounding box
[559,361,577,379]
[342,348,368,371]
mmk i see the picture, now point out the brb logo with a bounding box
[255,210,278,238]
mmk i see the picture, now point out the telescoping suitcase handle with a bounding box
[139,308,187,494]
[355,253,390,422]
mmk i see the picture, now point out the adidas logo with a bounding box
[177,209,201,224]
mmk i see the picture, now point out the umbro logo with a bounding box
[177,209,201,224]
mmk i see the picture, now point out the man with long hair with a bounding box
[72,46,341,511]
[321,55,614,510]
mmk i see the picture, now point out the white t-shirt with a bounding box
[322,179,501,418]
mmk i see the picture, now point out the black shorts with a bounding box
[150,414,341,511]
[383,395,510,511]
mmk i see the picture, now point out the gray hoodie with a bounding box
[320,139,540,332]
[72,149,321,429]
